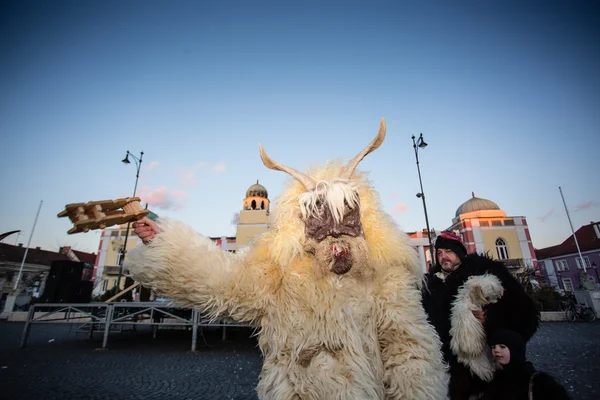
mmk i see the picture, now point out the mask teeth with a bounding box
[330,245,347,258]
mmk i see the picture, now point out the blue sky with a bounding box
[1,0,598,254]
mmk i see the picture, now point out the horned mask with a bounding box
[259,118,386,276]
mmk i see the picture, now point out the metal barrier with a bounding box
[19,302,253,351]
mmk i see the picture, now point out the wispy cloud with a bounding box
[574,201,600,212]
[538,208,555,222]
[393,202,409,215]
[178,162,206,187]
[212,161,226,173]
[140,186,188,210]
[145,161,159,171]
[390,193,400,199]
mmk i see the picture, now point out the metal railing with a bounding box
[19,302,254,351]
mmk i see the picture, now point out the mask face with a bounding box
[304,199,363,243]
[302,196,369,277]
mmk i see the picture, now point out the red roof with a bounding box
[535,222,600,259]
[0,243,96,266]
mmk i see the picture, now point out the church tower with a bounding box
[235,180,270,250]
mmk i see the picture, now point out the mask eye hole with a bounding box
[314,199,326,214]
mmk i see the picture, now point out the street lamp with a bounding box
[115,150,143,292]
[411,133,435,267]
[592,262,600,286]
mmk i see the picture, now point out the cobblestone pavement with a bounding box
[1,321,598,399]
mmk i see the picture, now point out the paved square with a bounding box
[1,321,598,399]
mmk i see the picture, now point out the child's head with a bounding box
[489,329,526,366]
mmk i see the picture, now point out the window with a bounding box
[116,248,125,266]
[492,220,502,227]
[111,231,119,237]
[504,220,514,226]
[555,260,569,271]
[102,280,108,292]
[562,278,574,292]
[575,256,591,270]
[480,221,490,227]
[496,238,509,260]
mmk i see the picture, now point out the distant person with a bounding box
[482,329,571,400]
[421,231,540,399]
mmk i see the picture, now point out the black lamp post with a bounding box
[411,133,435,266]
[593,262,600,286]
[114,150,143,292]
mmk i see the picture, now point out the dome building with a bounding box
[446,192,537,270]
[235,180,271,250]
[243,181,269,211]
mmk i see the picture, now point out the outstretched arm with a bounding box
[377,273,449,400]
[125,217,279,324]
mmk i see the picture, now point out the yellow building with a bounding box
[93,211,158,296]
[446,193,537,270]
[235,180,270,250]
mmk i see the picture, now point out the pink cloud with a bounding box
[574,201,600,212]
[145,161,159,171]
[538,208,555,222]
[212,161,226,173]
[170,190,188,199]
[178,162,206,187]
[139,186,188,210]
[390,193,400,199]
[393,202,409,214]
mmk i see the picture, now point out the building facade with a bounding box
[536,222,600,292]
[446,193,537,272]
[407,229,435,272]
[93,222,143,296]
[0,243,95,314]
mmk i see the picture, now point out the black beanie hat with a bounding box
[489,329,527,365]
[434,232,467,262]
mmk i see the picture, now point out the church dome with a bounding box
[455,192,500,217]
[246,180,268,198]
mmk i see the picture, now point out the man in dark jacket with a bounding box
[422,231,540,400]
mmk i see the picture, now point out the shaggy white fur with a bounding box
[449,274,504,382]
[125,158,448,398]
[298,179,360,223]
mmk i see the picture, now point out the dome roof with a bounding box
[455,192,500,217]
[246,180,268,198]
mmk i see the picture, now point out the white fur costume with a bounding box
[449,274,504,381]
[125,119,448,399]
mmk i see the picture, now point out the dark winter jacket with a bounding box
[482,364,571,400]
[421,253,541,400]
[483,329,570,400]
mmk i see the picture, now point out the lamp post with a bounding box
[412,133,435,267]
[114,150,143,292]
